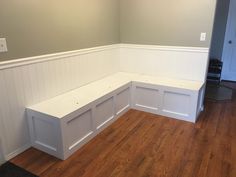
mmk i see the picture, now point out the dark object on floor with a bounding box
[207,59,223,84]
[0,162,38,177]
[205,83,233,101]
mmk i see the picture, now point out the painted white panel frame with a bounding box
[65,109,93,151]
[61,105,95,159]
[27,110,64,159]
[95,95,115,131]
[132,83,162,114]
[115,86,131,117]
[132,81,203,122]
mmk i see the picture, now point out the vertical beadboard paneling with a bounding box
[0,45,119,159]
[119,44,209,82]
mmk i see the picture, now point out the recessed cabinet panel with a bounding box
[66,109,93,150]
[134,86,161,113]
[116,87,130,116]
[33,117,57,151]
[162,91,190,117]
[95,97,115,130]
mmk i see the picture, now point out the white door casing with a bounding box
[222,0,236,81]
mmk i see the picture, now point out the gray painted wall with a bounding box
[120,0,217,47]
[210,0,230,60]
[0,0,218,61]
[0,0,120,61]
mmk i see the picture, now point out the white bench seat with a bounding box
[28,72,203,118]
[28,73,133,118]
[27,72,205,160]
[133,74,203,91]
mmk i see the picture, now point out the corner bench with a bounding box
[27,72,204,160]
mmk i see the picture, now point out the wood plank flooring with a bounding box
[10,92,236,177]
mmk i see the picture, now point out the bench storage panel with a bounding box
[131,81,202,122]
[63,107,94,158]
[115,87,131,117]
[27,111,64,159]
[95,95,115,131]
[132,83,161,114]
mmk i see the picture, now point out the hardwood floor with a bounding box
[221,81,236,90]
[10,92,236,177]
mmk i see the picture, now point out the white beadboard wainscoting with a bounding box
[0,44,209,160]
[119,44,209,82]
[0,45,120,160]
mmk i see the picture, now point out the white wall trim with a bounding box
[5,143,31,161]
[0,44,209,70]
[119,44,209,53]
[0,44,120,70]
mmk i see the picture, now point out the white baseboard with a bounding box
[196,105,205,121]
[200,106,205,112]
[5,144,31,161]
[0,155,5,165]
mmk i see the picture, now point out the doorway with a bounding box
[209,0,236,82]
[206,0,235,101]
[221,0,236,81]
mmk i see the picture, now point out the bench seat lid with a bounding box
[27,72,204,118]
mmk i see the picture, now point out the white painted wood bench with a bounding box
[27,72,204,160]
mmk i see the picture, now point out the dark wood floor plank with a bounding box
[10,91,236,177]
